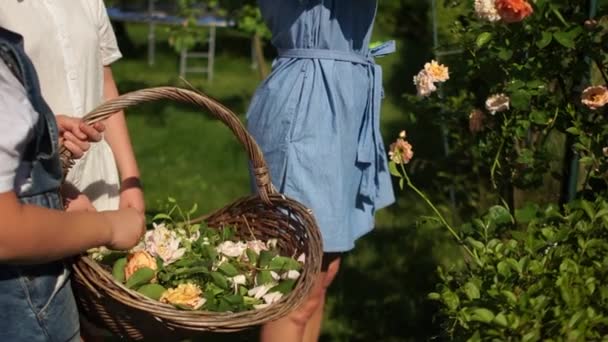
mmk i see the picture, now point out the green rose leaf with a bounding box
[511,89,531,110]
[218,262,239,277]
[210,271,229,290]
[475,32,493,48]
[515,203,539,223]
[530,110,549,125]
[493,312,508,328]
[501,290,518,305]
[470,308,495,323]
[536,31,553,48]
[498,48,513,61]
[256,270,274,285]
[553,31,575,49]
[152,213,173,221]
[271,279,297,294]
[246,248,258,265]
[463,282,480,301]
[258,250,275,268]
[428,292,441,301]
[269,256,302,272]
[487,205,513,226]
[441,289,460,311]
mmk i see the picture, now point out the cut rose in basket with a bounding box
[94,201,306,313]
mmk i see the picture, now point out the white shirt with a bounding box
[0,0,123,210]
[0,59,38,194]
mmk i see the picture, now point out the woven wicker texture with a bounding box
[64,87,323,340]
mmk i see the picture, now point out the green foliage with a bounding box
[167,0,270,52]
[430,194,608,341]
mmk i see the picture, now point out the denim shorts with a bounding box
[0,261,80,341]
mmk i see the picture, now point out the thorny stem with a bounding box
[398,163,481,266]
[491,137,507,190]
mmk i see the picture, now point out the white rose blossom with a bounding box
[254,292,284,310]
[474,0,501,22]
[229,274,247,293]
[216,241,247,258]
[248,283,276,299]
[282,270,301,280]
[144,223,186,265]
[266,239,278,249]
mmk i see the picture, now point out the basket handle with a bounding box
[59,87,275,204]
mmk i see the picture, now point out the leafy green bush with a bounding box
[430,195,608,341]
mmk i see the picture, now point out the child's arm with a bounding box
[0,190,144,264]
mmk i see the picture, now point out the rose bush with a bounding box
[392,0,608,340]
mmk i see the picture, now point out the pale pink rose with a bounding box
[581,86,608,110]
[469,109,486,134]
[389,138,414,165]
[413,70,437,97]
[603,147,608,157]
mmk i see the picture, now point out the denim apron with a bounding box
[0,28,80,342]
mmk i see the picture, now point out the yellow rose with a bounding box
[125,251,158,281]
[423,60,449,83]
[160,283,206,310]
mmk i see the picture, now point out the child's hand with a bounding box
[64,193,96,212]
[61,183,96,212]
[56,115,105,158]
[102,209,146,251]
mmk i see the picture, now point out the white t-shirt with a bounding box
[0,59,38,194]
[0,0,124,210]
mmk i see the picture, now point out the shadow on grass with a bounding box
[320,220,457,342]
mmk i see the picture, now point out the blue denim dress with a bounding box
[246,0,395,252]
[0,28,80,342]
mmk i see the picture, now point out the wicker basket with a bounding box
[62,87,323,340]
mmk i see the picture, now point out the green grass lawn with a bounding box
[106,22,460,342]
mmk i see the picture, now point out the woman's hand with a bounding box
[119,177,145,214]
[56,115,105,159]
